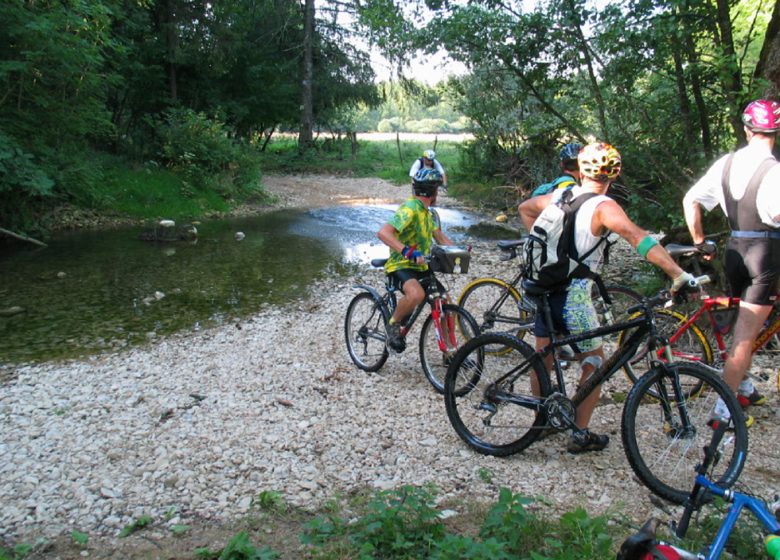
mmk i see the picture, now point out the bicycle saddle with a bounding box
[371,258,388,268]
[496,238,527,250]
[521,278,557,296]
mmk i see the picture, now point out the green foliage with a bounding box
[119,514,153,538]
[0,543,32,560]
[301,485,620,559]
[96,159,233,220]
[170,524,190,535]
[304,485,446,558]
[358,0,777,229]
[155,108,262,200]
[478,467,494,484]
[255,490,286,513]
[0,132,54,198]
[70,531,89,546]
[195,531,278,560]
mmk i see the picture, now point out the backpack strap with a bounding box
[562,192,612,304]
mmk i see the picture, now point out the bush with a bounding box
[377,117,403,132]
[155,108,261,200]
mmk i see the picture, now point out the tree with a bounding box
[299,0,315,150]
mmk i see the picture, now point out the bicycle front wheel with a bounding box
[619,309,714,397]
[419,304,480,393]
[457,278,535,339]
[345,292,389,372]
[621,362,748,504]
[444,333,551,456]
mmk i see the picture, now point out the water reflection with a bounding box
[0,205,481,364]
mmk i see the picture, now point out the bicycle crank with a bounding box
[543,393,576,430]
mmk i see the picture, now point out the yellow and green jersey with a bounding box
[384,198,436,273]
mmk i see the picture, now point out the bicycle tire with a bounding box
[621,362,748,505]
[443,332,552,456]
[419,304,480,393]
[457,278,535,344]
[344,292,389,372]
[618,309,714,398]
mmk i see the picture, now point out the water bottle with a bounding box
[765,534,780,560]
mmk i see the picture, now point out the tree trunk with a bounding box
[298,0,315,151]
[164,0,178,102]
[671,43,695,163]
[714,0,745,144]
[680,16,713,161]
[0,227,47,247]
[754,0,780,99]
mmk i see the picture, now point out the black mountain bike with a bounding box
[345,251,479,393]
[443,280,748,504]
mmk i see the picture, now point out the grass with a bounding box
[258,136,465,185]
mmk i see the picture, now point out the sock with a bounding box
[737,378,754,396]
[713,397,731,420]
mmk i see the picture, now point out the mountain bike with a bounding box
[345,247,479,394]
[619,242,780,394]
[456,238,644,350]
[443,279,749,504]
[618,423,779,559]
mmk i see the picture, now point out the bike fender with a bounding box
[352,284,393,323]
[352,283,383,300]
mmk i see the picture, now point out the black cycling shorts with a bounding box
[724,237,780,305]
[387,268,445,294]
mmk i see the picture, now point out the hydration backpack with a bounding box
[523,189,606,290]
[531,175,577,197]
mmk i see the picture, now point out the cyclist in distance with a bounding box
[409,149,449,190]
[682,98,780,423]
[528,142,582,197]
[377,169,454,353]
[519,142,696,453]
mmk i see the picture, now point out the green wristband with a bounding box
[636,236,659,259]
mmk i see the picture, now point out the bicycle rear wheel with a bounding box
[444,333,551,456]
[419,304,480,394]
[345,292,389,372]
[457,278,535,344]
[621,362,748,504]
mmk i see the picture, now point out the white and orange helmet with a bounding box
[578,142,622,181]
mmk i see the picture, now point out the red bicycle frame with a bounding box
[667,294,780,363]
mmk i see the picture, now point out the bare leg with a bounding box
[722,302,772,392]
[391,279,425,324]
[573,347,606,430]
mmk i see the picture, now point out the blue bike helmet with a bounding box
[559,142,583,163]
[413,168,443,197]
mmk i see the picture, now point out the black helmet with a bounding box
[413,168,443,197]
[559,142,583,163]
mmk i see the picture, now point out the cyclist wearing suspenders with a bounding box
[683,99,780,421]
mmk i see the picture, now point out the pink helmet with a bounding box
[741,99,780,133]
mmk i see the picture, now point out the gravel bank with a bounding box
[2,174,778,543]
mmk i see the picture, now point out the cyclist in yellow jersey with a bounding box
[378,169,454,352]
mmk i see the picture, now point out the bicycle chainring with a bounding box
[543,393,576,429]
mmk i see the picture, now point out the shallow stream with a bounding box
[0,205,485,364]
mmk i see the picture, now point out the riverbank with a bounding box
[1,174,778,559]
